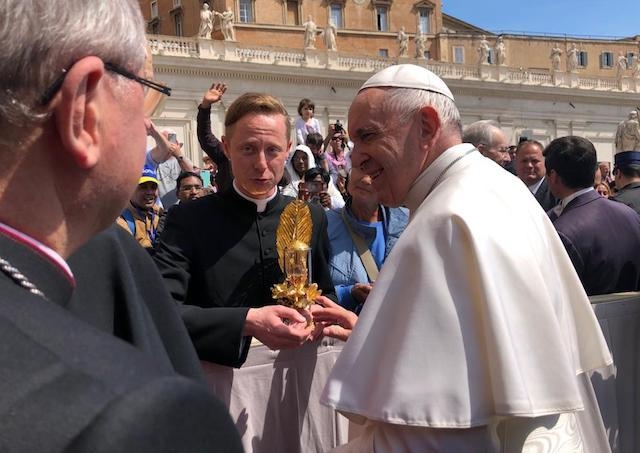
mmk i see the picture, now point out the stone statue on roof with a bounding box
[198,3,213,39]
[324,20,337,51]
[567,43,579,73]
[495,36,506,66]
[477,35,490,65]
[397,27,409,57]
[303,15,318,49]
[214,7,235,41]
[615,110,640,152]
[550,44,563,71]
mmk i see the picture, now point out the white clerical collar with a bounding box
[554,187,594,217]
[404,143,476,212]
[232,180,277,213]
[528,176,545,194]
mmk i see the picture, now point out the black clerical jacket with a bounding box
[0,228,242,452]
[154,189,336,368]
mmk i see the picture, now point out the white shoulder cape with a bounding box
[321,145,612,428]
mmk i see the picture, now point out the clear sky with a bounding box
[442,1,639,39]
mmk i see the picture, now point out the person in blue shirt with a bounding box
[326,165,408,313]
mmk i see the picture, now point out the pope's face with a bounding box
[223,113,290,199]
[347,88,424,207]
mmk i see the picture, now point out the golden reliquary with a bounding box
[271,200,321,310]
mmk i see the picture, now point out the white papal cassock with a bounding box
[321,144,613,452]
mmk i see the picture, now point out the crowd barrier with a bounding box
[590,292,640,453]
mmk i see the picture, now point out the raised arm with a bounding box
[146,120,174,164]
[196,82,232,191]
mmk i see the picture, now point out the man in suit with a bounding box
[546,136,640,295]
[611,150,640,215]
[0,1,241,450]
[515,139,557,211]
[154,92,335,368]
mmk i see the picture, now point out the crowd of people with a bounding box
[1,0,638,451]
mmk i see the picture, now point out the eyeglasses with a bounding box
[39,61,172,105]
[479,143,511,154]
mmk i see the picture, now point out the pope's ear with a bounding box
[53,56,105,169]
[418,105,441,147]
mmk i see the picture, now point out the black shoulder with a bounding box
[67,376,243,453]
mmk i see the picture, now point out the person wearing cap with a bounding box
[116,165,164,252]
[462,119,512,167]
[314,64,612,450]
[545,136,640,296]
[611,150,640,215]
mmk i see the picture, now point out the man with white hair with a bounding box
[0,0,241,450]
[317,65,612,451]
[463,119,512,167]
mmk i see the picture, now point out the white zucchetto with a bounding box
[358,64,455,101]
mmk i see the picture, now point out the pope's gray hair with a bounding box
[0,0,146,131]
[383,87,462,136]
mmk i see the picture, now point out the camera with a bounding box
[298,181,326,205]
[306,181,324,195]
[334,120,344,133]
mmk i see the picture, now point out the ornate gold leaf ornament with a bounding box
[272,200,321,310]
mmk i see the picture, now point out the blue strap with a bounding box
[120,209,136,235]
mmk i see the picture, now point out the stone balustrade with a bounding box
[148,34,640,93]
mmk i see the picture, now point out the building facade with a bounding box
[139,0,640,166]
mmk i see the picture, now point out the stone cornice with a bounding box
[152,56,367,89]
[147,34,640,95]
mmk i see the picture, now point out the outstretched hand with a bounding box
[244,305,314,351]
[310,296,358,341]
[201,82,228,108]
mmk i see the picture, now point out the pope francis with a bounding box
[319,65,613,452]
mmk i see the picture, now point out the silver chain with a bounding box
[0,256,47,299]
[425,148,476,199]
